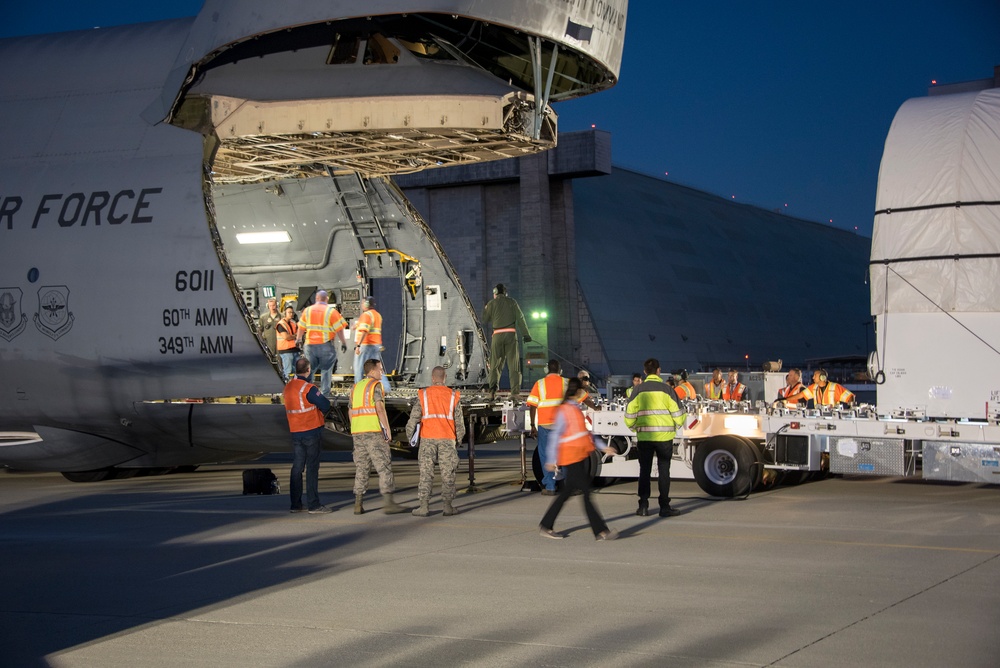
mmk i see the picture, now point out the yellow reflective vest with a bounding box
[624,374,686,442]
[350,378,382,433]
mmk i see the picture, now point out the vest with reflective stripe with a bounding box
[556,402,594,466]
[277,318,298,351]
[418,386,459,440]
[722,382,746,401]
[355,309,383,345]
[624,374,686,442]
[349,378,382,433]
[527,373,567,427]
[675,381,697,400]
[810,382,854,406]
[301,304,346,345]
[778,381,812,406]
[706,380,723,400]
[283,377,324,432]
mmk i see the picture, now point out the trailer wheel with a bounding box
[532,446,599,486]
[531,445,543,484]
[692,435,762,497]
[590,450,617,487]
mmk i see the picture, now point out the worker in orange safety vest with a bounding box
[283,357,332,514]
[295,290,348,397]
[353,297,391,393]
[775,368,814,407]
[538,377,619,540]
[808,369,855,407]
[722,369,747,401]
[405,366,466,517]
[673,370,698,401]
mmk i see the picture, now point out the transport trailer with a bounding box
[511,392,1000,497]
[516,74,1000,496]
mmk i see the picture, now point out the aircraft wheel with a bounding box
[692,435,762,497]
[61,468,115,483]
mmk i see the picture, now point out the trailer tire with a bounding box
[531,445,543,484]
[532,445,599,487]
[589,450,617,487]
[692,435,762,497]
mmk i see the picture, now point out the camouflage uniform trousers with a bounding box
[416,438,460,502]
[353,432,395,496]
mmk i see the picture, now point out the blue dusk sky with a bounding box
[3,1,998,235]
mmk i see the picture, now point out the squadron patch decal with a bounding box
[34,285,74,340]
[0,288,27,341]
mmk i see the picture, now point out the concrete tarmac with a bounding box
[2,444,999,667]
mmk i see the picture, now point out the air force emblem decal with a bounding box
[34,285,75,340]
[0,288,28,342]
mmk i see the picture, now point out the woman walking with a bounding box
[538,378,618,540]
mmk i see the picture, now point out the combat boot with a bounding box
[411,499,430,517]
[443,499,458,516]
[354,494,365,515]
[383,493,408,514]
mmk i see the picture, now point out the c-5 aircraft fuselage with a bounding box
[0,0,627,479]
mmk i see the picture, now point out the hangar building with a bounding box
[397,130,871,387]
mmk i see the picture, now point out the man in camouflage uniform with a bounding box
[406,366,466,517]
[350,358,407,514]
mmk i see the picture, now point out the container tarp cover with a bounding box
[871,88,1000,315]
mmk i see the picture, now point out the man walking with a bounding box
[283,357,332,514]
[538,377,619,540]
[481,283,531,402]
[405,366,466,517]
[625,358,687,518]
[527,359,569,495]
[350,359,407,514]
[296,290,348,397]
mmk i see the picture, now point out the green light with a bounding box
[531,311,540,319]
[540,311,548,320]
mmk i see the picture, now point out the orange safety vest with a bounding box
[778,382,812,406]
[301,304,346,345]
[355,309,383,346]
[527,373,567,427]
[277,317,298,351]
[349,378,382,433]
[418,386,460,440]
[722,382,746,401]
[283,377,325,432]
[810,382,854,406]
[675,381,697,400]
[706,380,724,400]
[555,402,595,466]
